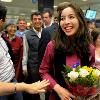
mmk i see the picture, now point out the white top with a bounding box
[33,27,42,38]
[0,34,15,82]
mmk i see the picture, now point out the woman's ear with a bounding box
[0,19,5,31]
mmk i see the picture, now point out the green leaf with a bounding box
[63,65,72,74]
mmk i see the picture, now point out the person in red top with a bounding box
[39,2,95,100]
[91,28,100,70]
[2,23,23,82]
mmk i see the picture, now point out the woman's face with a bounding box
[60,7,79,36]
[7,24,17,35]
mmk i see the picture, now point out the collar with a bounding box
[7,34,16,41]
[44,22,53,28]
[33,27,42,33]
[32,27,42,38]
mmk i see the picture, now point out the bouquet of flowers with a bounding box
[62,65,100,97]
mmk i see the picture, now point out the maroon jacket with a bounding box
[39,41,95,100]
[2,33,23,82]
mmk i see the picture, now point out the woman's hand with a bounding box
[23,79,50,94]
[54,84,75,100]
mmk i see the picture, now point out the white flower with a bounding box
[68,71,79,81]
[79,68,89,77]
[93,69,100,76]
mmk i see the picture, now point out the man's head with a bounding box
[31,12,43,32]
[42,8,53,27]
[17,17,27,31]
[54,17,58,24]
[0,3,7,31]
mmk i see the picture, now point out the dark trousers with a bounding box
[23,67,41,100]
[45,91,50,100]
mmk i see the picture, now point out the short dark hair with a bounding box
[0,3,7,21]
[31,12,42,20]
[42,8,53,17]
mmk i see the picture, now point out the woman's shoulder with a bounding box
[47,40,55,48]
[89,44,95,58]
[45,41,55,53]
[89,44,95,51]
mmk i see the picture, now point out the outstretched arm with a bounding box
[0,79,50,96]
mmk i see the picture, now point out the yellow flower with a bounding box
[92,69,100,78]
[86,67,93,73]
[82,66,93,73]
[63,65,100,87]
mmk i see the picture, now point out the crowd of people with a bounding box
[0,1,100,100]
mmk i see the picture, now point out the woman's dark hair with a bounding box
[53,2,92,66]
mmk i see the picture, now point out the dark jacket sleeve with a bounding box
[38,28,51,66]
[38,23,59,66]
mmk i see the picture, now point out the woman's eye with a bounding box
[61,17,65,20]
[69,16,75,19]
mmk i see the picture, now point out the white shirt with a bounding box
[0,34,15,82]
[44,22,53,28]
[33,27,42,38]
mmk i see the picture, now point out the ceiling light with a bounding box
[82,0,87,1]
[31,9,37,12]
[20,13,26,16]
[1,0,13,2]
[54,6,57,8]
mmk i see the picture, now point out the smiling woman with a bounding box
[39,2,95,100]
[2,22,23,82]
[60,7,79,36]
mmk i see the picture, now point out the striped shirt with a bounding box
[0,34,15,82]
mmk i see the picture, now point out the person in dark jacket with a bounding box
[22,12,43,100]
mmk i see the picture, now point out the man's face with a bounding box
[42,12,51,26]
[31,15,43,30]
[18,20,27,31]
[0,19,5,31]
